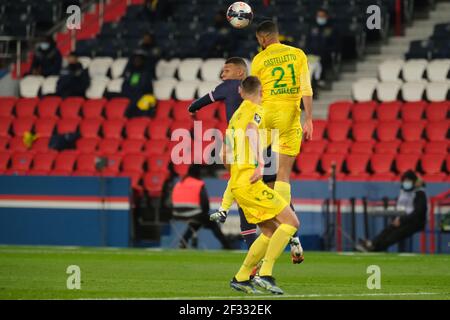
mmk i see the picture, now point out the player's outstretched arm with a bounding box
[187,94,214,114]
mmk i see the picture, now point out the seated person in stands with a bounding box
[139,32,161,76]
[30,36,62,77]
[121,50,154,118]
[305,8,339,88]
[199,10,236,58]
[56,52,90,98]
[357,171,428,252]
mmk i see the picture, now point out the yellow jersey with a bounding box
[251,43,313,104]
[226,100,265,189]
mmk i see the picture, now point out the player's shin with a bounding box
[235,233,270,282]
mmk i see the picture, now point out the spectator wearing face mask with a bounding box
[30,36,62,77]
[56,52,90,98]
[357,171,428,252]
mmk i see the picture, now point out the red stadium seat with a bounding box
[320,153,345,175]
[145,139,169,155]
[376,120,400,142]
[121,139,144,153]
[399,141,425,154]
[104,98,129,119]
[446,155,450,173]
[401,101,426,121]
[52,152,77,175]
[148,119,171,140]
[37,97,61,118]
[327,101,353,121]
[31,137,50,152]
[350,141,375,154]
[81,98,106,119]
[0,151,10,173]
[57,118,79,134]
[425,101,449,122]
[395,154,420,174]
[147,154,171,173]
[0,137,8,151]
[424,141,448,155]
[173,163,190,177]
[98,138,121,155]
[376,101,401,121]
[102,119,125,139]
[143,171,169,197]
[0,97,17,117]
[345,154,370,180]
[352,121,376,142]
[119,171,143,191]
[170,120,193,133]
[421,153,445,175]
[326,141,351,154]
[369,153,396,181]
[173,100,194,121]
[326,120,351,142]
[76,137,99,153]
[12,117,35,136]
[73,153,97,176]
[217,102,227,122]
[301,140,327,154]
[0,117,11,137]
[122,153,145,172]
[400,121,425,142]
[374,141,400,154]
[125,118,150,140]
[425,121,448,141]
[101,154,122,176]
[15,98,38,117]
[8,136,28,152]
[29,152,56,175]
[79,119,103,138]
[351,101,376,122]
[312,119,327,140]
[295,153,321,179]
[60,97,84,119]
[8,152,33,174]
[154,99,174,119]
[35,118,56,138]
[196,102,219,121]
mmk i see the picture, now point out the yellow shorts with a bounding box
[263,101,303,157]
[231,181,288,225]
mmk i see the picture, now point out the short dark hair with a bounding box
[256,20,278,35]
[225,57,247,69]
[240,76,261,95]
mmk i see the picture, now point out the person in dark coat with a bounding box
[56,52,90,98]
[30,36,62,77]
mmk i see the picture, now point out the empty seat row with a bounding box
[378,59,450,82]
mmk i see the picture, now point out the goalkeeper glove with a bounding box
[210,208,228,223]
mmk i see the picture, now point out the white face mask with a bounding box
[316,17,327,26]
[39,42,50,51]
[402,180,414,191]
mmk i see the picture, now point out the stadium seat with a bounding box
[425,101,449,121]
[352,121,376,142]
[420,154,446,181]
[0,137,7,151]
[122,153,145,172]
[143,171,168,197]
[301,140,327,154]
[153,78,177,100]
[426,59,450,82]
[395,154,420,174]
[178,58,203,81]
[125,118,150,140]
[81,99,106,119]
[375,81,402,102]
[320,153,345,176]
[424,141,448,155]
[106,78,124,94]
[37,97,61,118]
[326,141,352,154]
[147,154,170,174]
[88,57,114,77]
[12,117,35,136]
[376,120,401,142]
[86,76,109,99]
[425,82,449,102]
[401,59,427,82]
[200,58,225,81]
[110,57,128,79]
[345,154,370,180]
[425,121,448,141]
[0,97,17,117]
[446,155,450,174]
[148,119,171,140]
[154,100,174,120]
[312,120,327,140]
[401,121,426,142]
[0,151,9,173]
[401,101,426,121]
[35,118,56,138]
[376,101,401,121]
[217,103,227,122]
[60,97,84,118]
[350,141,375,154]
[78,56,92,69]
[76,138,99,153]
[170,120,193,133]
[327,101,353,121]
[79,118,103,138]
[326,120,351,142]
[120,139,144,153]
[98,138,121,155]
[399,141,425,154]
[8,152,33,174]
[100,154,122,176]
[102,119,125,139]
[40,76,59,96]
[295,153,321,179]
[401,81,426,102]
[104,98,129,119]
[0,117,11,137]
[374,141,401,154]
[8,136,28,152]
[351,78,377,102]
[15,98,38,117]
[156,58,181,80]
[195,102,219,121]
[19,75,44,98]
[57,118,79,134]
[370,153,396,181]
[31,137,50,153]
[351,101,376,122]
[197,81,221,97]
[145,139,169,156]
[378,59,404,81]
[52,152,77,175]
[73,153,98,176]
[174,80,200,100]
[173,100,194,121]
[28,152,56,175]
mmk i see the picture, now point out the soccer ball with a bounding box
[226,2,253,29]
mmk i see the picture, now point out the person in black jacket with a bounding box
[358,170,428,252]
[56,52,90,98]
[30,36,62,77]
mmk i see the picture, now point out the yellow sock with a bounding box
[235,234,270,281]
[274,181,291,204]
[259,224,297,277]
[220,182,234,211]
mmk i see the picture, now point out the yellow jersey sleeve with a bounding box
[297,49,313,97]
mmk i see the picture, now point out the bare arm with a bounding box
[302,95,313,140]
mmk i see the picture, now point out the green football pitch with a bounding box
[0,245,449,300]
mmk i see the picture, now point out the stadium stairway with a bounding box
[313,0,450,119]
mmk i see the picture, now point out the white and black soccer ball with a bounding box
[226,2,253,29]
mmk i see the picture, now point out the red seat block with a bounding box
[30,152,56,174]
[352,121,376,142]
[374,140,400,154]
[345,154,370,180]
[399,141,425,155]
[148,119,171,140]
[147,154,170,173]
[328,101,353,121]
[170,120,193,133]
[12,117,35,136]
[121,139,144,153]
[102,119,125,139]
[401,101,426,121]
[31,137,50,152]
[15,98,39,117]
[0,151,10,173]
[73,153,98,176]
[425,101,449,122]
[421,154,445,175]
[100,154,122,176]
[80,119,103,138]
[173,100,194,121]
[295,153,321,178]
[326,120,351,142]
[154,99,174,120]
[320,153,345,174]
[82,99,106,119]
[395,154,420,174]
[301,140,327,154]
[37,97,61,118]
[376,120,401,142]
[105,98,129,119]
[424,141,448,155]
[125,118,150,140]
[376,101,401,121]
[196,102,219,121]
[60,97,84,119]
[143,171,169,197]
[122,153,145,172]
[98,138,121,155]
[370,153,395,175]
[351,101,377,122]
[57,118,79,134]
[425,121,448,141]
[0,117,11,137]
[312,119,327,140]
[10,152,33,173]
[145,139,169,155]
[326,141,352,154]
[52,151,77,175]
[76,138,99,153]
[0,137,8,151]
[8,136,28,152]
[35,118,56,138]
[401,121,425,142]
[350,141,375,154]
[0,97,17,117]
